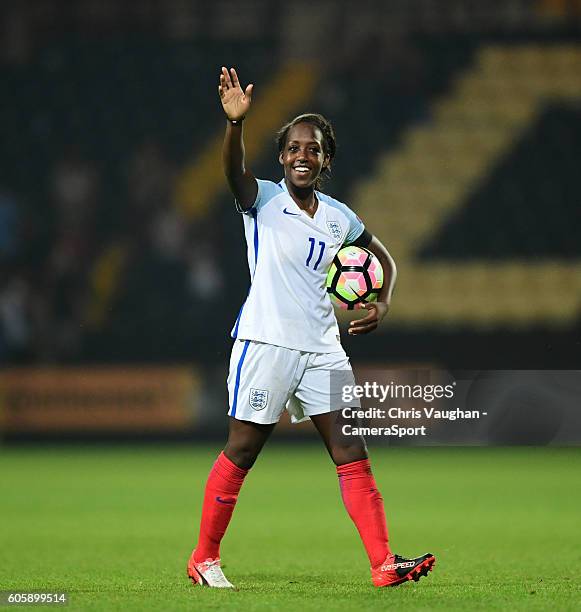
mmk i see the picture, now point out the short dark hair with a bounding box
[276,113,336,190]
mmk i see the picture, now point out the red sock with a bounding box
[337,458,392,568]
[194,451,248,562]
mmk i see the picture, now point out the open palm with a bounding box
[218,67,253,121]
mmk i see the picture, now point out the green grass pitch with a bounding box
[1,445,580,610]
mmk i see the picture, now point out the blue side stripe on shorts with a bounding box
[230,340,250,417]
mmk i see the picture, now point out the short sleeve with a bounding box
[316,192,366,245]
[329,199,365,244]
[343,210,366,245]
[235,179,283,215]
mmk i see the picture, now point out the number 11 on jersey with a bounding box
[306,237,326,270]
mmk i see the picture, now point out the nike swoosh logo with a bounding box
[216,496,236,504]
[283,207,301,216]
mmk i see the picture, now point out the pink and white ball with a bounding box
[326,246,383,310]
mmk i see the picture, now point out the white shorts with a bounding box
[227,339,358,425]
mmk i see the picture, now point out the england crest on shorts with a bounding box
[327,221,342,241]
[249,388,269,411]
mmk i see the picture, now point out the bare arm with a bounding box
[218,67,257,209]
[349,235,397,335]
[368,235,396,305]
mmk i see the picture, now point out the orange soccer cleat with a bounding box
[187,549,235,589]
[371,552,436,587]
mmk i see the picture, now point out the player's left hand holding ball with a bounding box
[348,301,389,335]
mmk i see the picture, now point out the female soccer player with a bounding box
[187,67,435,589]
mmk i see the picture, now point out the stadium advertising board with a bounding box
[0,368,199,434]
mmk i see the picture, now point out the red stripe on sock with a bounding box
[194,452,248,562]
[337,458,391,568]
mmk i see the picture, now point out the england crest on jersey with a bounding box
[327,221,342,241]
[249,388,269,411]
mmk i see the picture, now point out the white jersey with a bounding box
[231,178,365,353]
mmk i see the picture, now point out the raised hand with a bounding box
[218,67,253,121]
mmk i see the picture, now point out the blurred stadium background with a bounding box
[1,0,580,442]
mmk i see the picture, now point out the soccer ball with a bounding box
[326,246,383,310]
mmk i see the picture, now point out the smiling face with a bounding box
[279,122,330,190]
